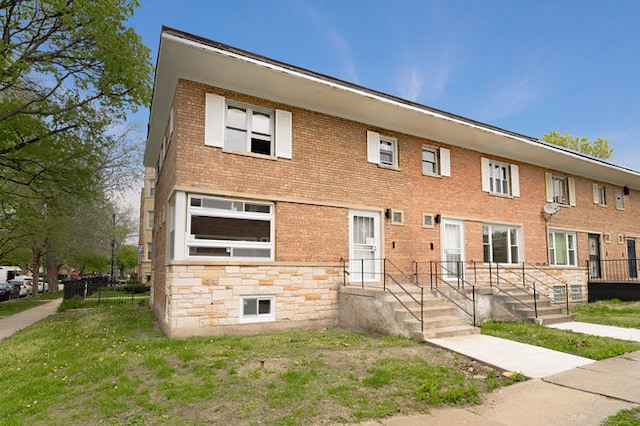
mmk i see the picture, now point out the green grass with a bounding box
[572,300,640,329]
[481,320,640,360]
[0,291,63,317]
[602,407,640,425]
[0,303,517,425]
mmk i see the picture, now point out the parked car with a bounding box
[0,283,19,301]
[8,276,32,297]
[9,277,32,297]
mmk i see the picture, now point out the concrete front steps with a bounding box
[494,287,574,325]
[387,292,479,340]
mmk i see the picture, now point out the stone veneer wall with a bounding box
[160,263,343,337]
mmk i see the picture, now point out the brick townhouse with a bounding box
[143,27,640,338]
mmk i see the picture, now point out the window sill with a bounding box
[377,164,400,172]
[422,172,443,178]
[222,148,278,161]
[486,192,514,199]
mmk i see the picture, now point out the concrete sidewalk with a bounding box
[427,334,595,379]
[370,322,640,425]
[548,321,640,341]
[0,298,63,340]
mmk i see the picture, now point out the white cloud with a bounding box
[292,2,359,83]
[477,75,541,122]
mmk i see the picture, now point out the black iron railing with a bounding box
[588,259,640,282]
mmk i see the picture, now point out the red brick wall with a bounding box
[158,79,637,272]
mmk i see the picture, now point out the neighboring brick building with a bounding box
[144,27,640,337]
[137,167,156,284]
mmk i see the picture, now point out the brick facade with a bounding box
[145,29,639,337]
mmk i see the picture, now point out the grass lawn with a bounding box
[0,291,63,318]
[0,302,523,425]
[571,300,640,329]
[481,320,640,360]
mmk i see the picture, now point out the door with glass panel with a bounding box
[588,234,601,279]
[441,219,465,280]
[349,211,381,282]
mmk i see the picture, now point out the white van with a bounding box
[0,266,22,283]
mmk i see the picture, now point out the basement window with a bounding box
[240,296,275,322]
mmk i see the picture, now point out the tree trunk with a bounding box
[32,249,42,297]
[46,251,59,292]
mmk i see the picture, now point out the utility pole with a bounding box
[111,213,116,285]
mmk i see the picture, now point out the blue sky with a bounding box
[128,0,640,170]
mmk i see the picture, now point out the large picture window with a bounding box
[187,195,273,260]
[483,224,520,263]
[549,230,577,266]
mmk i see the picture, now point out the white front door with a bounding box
[349,210,381,282]
[441,219,465,279]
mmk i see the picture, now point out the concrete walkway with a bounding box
[0,298,63,340]
[358,322,640,425]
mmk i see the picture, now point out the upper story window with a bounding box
[367,131,399,168]
[615,189,624,210]
[593,184,606,206]
[379,136,397,167]
[148,180,155,197]
[481,158,519,197]
[147,211,154,229]
[545,172,576,206]
[226,103,274,155]
[204,93,292,159]
[422,145,451,177]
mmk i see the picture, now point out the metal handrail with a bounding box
[588,258,640,282]
[340,257,424,332]
[426,261,477,326]
[494,263,569,315]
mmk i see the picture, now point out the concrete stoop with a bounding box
[494,288,574,325]
[385,292,479,340]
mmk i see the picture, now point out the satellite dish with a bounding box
[543,203,561,215]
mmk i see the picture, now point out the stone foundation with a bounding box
[157,263,342,337]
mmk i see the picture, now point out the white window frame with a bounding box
[147,211,154,230]
[593,184,606,206]
[548,230,577,266]
[186,195,274,260]
[482,224,521,264]
[421,145,451,177]
[204,94,292,159]
[148,180,155,197]
[481,158,519,197]
[615,189,624,210]
[225,101,274,156]
[546,172,576,206]
[240,295,275,322]
[367,131,399,168]
[146,243,152,261]
[379,136,398,167]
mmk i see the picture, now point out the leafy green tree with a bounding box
[0,0,150,292]
[542,131,613,160]
[117,245,139,279]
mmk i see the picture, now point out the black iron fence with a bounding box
[63,276,150,304]
[588,259,640,282]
